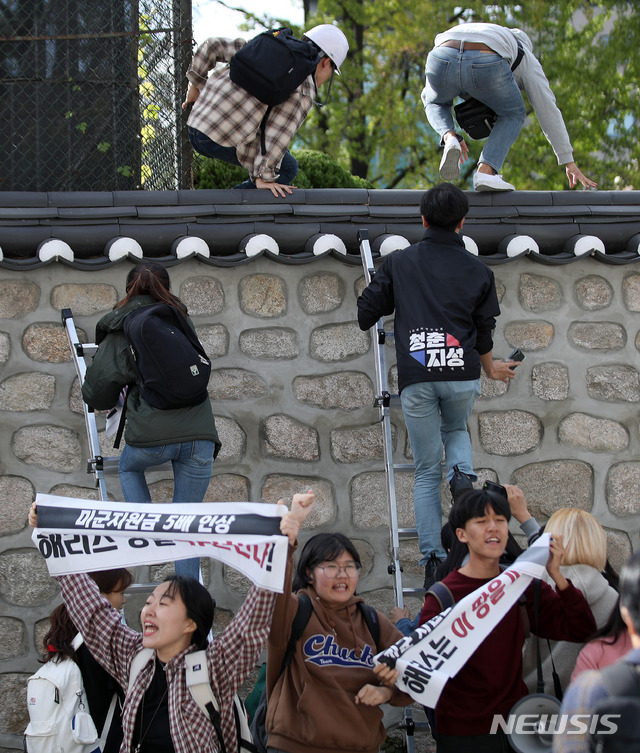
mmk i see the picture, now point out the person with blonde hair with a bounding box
[523,508,619,694]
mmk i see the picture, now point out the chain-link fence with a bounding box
[1,0,193,191]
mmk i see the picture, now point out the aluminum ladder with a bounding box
[358,230,432,753]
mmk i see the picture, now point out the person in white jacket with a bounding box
[422,22,596,192]
[522,507,618,694]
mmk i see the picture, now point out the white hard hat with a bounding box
[304,24,349,74]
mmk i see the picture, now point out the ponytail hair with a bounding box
[116,261,185,314]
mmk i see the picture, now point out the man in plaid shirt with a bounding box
[183,25,348,198]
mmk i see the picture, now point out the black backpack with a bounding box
[229,29,321,107]
[249,593,380,753]
[453,40,524,139]
[123,303,211,410]
[588,660,640,753]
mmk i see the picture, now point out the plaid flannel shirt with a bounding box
[186,36,316,182]
[58,572,276,753]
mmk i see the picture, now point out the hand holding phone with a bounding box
[505,347,525,368]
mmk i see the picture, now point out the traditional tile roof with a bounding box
[1,188,639,270]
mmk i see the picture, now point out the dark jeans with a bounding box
[188,126,298,188]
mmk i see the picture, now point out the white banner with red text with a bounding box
[374,535,551,707]
[31,493,288,591]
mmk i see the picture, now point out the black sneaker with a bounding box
[449,464,474,501]
[423,552,443,591]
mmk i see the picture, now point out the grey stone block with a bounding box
[50,283,117,315]
[604,528,632,575]
[49,484,101,500]
[586,365,640,402]
[208,368,267,400]
[196,323,229,359]
[0,372,55,411]
[205,474,250,502]
[331,423,390,463]
[0,551,58,605]
[12,425,82,471]
[622,272,640,312]
[293,372,374,411]
[180,276,224,315]
[0,331,11,363]
[215,417,247,464]
[510,460,593,518]
[558,413,629,452]
[568,321,626,351]
[23,323,87,362]
[351,471,414,529]
[261,414,319,461]
[532,362,569,401]
[299,272,344,314]
[0,475,35,535]
[239,327,299,359]
[0,617,25,660]
[239,273,286,318]
[607,462,640,516]
[69,376,84,414]
[504,321,554,351]
[261,475,336,528]
[309,322,370,362]
[479,370,508,399]
[0,280,40,319]
[518,273,563,312]
[574,275,613,310]
[0,672,31,735]
[478,410,543,455]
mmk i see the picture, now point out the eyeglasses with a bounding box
[316,562,361,578]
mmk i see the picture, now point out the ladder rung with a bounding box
[402,586,426,596]
[398,528,418,539]
[393,463,415,471]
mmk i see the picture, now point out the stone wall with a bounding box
[1,257,639,749]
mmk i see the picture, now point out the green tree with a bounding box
[210,1,639,190]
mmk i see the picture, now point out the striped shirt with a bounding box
[187,37,316,182]
[58,572,276,753]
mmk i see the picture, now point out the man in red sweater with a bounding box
[378,486,596,753]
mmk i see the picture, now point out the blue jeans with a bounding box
[421,45,526,172]
[400,379,480,566]
[188,126,298,187]
[119,440,215,580]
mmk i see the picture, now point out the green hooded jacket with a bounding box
[81,295,220,454]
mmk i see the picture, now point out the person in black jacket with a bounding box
[357,183,516,589]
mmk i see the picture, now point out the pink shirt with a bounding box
[571,630,633,682]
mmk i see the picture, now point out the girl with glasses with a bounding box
[264,531,411,753]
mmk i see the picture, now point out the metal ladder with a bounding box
[62,307,117,501]
[358,230,431,752]
[61,307,173,591]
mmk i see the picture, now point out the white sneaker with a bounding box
[439,138,462,181]
[473,172,515,191]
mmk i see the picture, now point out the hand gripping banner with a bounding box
[374,535,552,707]
[32,493,288,592]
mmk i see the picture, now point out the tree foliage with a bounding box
[193,148,371,188]
[212,1,639,190]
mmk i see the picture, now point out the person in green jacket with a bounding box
[82,262,220,579]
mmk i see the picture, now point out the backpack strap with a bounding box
[426,581,455,613]
[511,40,525,72]
[357,603,381,650]
[128,647,154,692]
[71,633,84,651]
[283,593,314,668]
[185,649,258,753]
